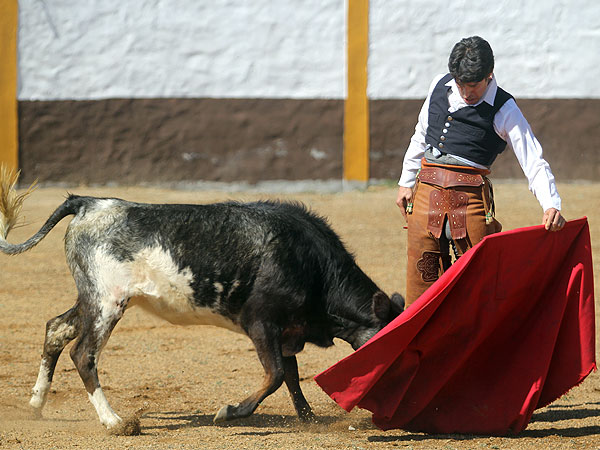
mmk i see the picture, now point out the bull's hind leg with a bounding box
[30,305,80,415]
[282,356,315,421]
[69,297,126,429]
[214,321,286,423]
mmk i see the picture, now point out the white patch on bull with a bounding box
[91,245,243,333]
[213,282,224,304]
[227,279,241,302]
[49,321,77,341]
[91,246,134,333]
[88,388,122,428]
[68,199,126,236]
[213,280,241,306]
[29,363,51,410]
[95,198,119,210]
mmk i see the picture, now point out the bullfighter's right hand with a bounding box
[396,186,413,222]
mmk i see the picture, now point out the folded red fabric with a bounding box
[315,217,596,434]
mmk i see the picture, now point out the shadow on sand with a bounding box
[138,402,600,441]
[367,403,600,443]
[141,410,340,434]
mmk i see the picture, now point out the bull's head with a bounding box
[331,291,405,350]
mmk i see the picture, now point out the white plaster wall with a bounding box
[17,0,346,100]
[369,0,600,99]
[17,0,600,101]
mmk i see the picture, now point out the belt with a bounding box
[417,166,485,188]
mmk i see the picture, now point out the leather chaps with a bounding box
[405,161,502,306]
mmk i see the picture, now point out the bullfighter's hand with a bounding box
[396,186,413,222]
[542,208,566,232]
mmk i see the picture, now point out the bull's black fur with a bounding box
[67,196,396,349]
[1,194,404,428]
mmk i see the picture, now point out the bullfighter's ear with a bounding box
[372,291,391,321]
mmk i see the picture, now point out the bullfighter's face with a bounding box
[455,73,492,105]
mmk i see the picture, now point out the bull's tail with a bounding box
[0,165,77,255]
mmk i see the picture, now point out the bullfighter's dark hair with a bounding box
[448,36,494,83]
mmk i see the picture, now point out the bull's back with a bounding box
[63,198,343,330]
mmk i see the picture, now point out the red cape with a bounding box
[315,218,596,435]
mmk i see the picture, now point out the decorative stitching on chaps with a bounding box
[418,167,484,188]
[428,190,469,240]
[416,251,441,282]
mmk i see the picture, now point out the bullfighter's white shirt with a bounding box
[398,74,562,212]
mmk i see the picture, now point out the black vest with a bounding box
[425,73,514,167]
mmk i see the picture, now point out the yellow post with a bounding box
[344,0,369,188]
[0,0,19,170]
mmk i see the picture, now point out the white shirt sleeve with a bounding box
[494,99,562,212]
[398,75,445,188]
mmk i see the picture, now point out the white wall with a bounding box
[17,0,600,101]
[368,0,600,99]
[17,0,346,100]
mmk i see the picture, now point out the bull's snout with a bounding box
[351,327,380,350]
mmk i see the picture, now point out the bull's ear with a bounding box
[372,291,391,321]
[390,292,405,315]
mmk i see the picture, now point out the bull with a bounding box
[0,169,403,430]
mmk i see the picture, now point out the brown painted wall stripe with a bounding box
[17,98,600,185]
[18,98,344,185]
[0,0,19,170]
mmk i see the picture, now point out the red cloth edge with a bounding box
[314,217,596,434]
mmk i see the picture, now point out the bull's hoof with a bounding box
[298,409,317,423]
[108,416,141,436]
[213,403,239,423]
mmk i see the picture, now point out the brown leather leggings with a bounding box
[405,163,502,306]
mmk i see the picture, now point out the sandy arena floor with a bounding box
[1,182,599,449]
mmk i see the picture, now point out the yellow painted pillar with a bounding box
[344,0,369,188]
[0,0,19,170]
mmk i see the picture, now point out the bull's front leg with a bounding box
[282,355,315,422]
[214,321,285,423]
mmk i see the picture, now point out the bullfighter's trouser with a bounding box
[405,160,502,307]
